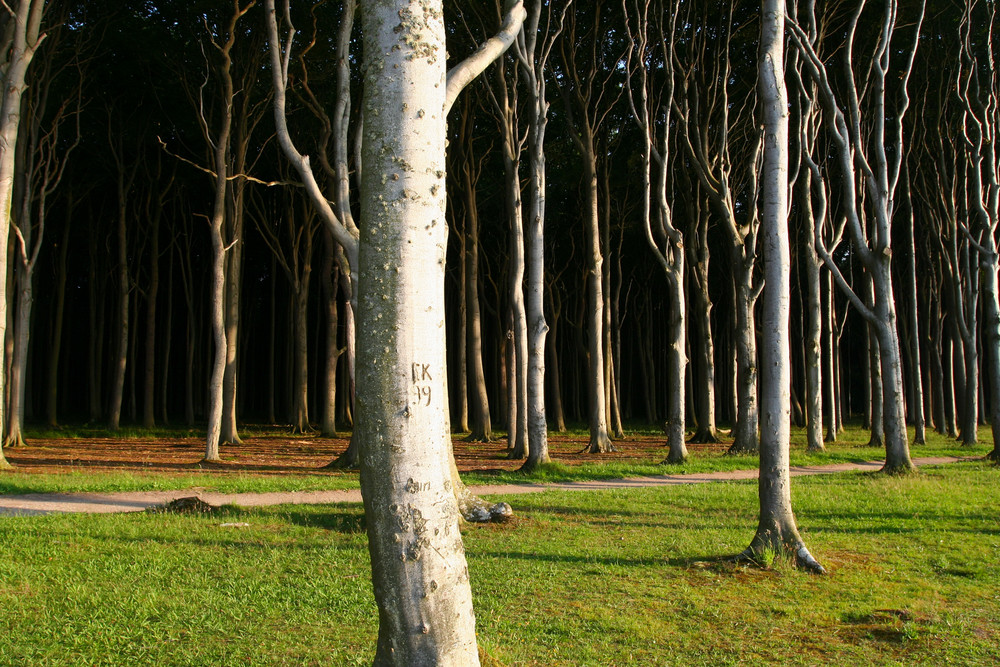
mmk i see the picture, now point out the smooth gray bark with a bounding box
[357,1,524,662]
[742,0,823,573]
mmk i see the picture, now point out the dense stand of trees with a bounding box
[2,0,998,658]
[0,1,994,453]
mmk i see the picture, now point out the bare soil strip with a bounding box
[0,457,967,516]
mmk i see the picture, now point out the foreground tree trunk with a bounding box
[741,0,823,573]
[357,1,524,662]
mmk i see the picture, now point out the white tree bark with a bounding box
[0,0,46,466]
[622,0,687,462]
[790,0,924,473]
[358,3,478,663]
[743,0,823,573]
[513,0,560,470]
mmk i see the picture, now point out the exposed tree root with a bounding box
[726,440,758,456]
[518,455,550,473]
[734,532,826,574]
[879,461,916,475]
[324,436,359,469]
[688,428,720,444]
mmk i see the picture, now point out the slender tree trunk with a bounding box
[742,0,823,572]
[142,194,161,429]
[46,197,70,426]
[291,283,311,434]
[582,142,613,453]
[727,256,759,454]
[321,230,340,437]
[502,131,528,460]
[688,210,718,443]
[822,270,838,441]
[462,131,492,442]
[108,164,131,432]
[546,288,566,433]
[801,172,824,452]
[221,228,243,444]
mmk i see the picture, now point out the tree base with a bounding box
[464,430,493,443]
[518,455,551,473]
[584,437,618,454]
[987,448,1000,463]
[879,460,915,475]
[660,451,687,465]
[726,440,758,455]
[734,533,826,574]
[687,428,720,444]
[3,434,26,449]
[324,439,359,469]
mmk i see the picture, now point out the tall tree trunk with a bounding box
[742,0,823,572]
[517,0,553,470]
[727,257,760,454]
[357,1,523,661]
[46,195,70,426]
[221,227,243,444]
[321,230,340,437]
[0,0,45,467]
[142,190,161,429]
[800,171,824,452]
[687,203,718,443]
[582,141,613,453]
[822,270,838,441]
[461,112,492,442]
[108,157,133,432]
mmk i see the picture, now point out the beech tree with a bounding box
[956,0,1000,461]
[741,0,823,574]
[674,1,763,455]
[355,1,524,662]
[791,0,925,473]
[0,0,47,466]
[622,0,687,463]
[6,22,80,447]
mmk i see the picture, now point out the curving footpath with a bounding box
[0,456,971,517]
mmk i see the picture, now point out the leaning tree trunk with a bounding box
[741,0,823,573]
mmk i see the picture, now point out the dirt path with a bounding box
[0,457,969,517]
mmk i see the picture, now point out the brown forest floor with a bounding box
[3,431,722,477]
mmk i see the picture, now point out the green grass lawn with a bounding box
[1,461,997,665]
